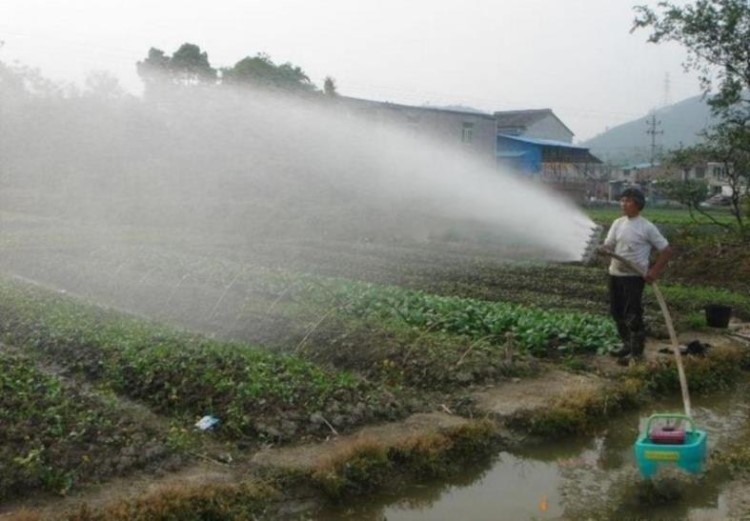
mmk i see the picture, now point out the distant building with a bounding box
[679,161,735,196]
[609,159,743,202]
[608,163,667,201]
[334,98,604,201]
[336,97,498,165]
[614,160,738,198]
[494,109,575,142]
[614,163,667,182]
[496,135,600,175]
[494,109,601,201]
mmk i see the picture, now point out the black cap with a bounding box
[619,187,645,210]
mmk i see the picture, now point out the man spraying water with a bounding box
[599,187,674,363]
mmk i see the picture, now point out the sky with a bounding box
[0,0,702,141]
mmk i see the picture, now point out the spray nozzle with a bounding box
[580,224,604,265]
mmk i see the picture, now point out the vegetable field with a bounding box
[0,208,748,508]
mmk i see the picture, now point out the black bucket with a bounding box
[705,304,732,328]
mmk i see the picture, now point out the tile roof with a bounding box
[494,109,575,136]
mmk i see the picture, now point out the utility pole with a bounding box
[646,112,663,167]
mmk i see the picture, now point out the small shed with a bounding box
[496,134,600,174]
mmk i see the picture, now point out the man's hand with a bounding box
[644,268,660,284]
[646,245,674,284]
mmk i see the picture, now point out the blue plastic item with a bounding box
[634,413,707,479]
[195,415,220,431]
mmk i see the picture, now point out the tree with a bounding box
[323,76,338,97]
[658,146,711,220]
[136,43,216,93]
[632,0,750,115]
[136,47,171,90]
[633,0,750,236]
[84,70,126,100]
[222,53,316,93]
[169,43,217,85]
[0,59,60,99]
[704,123,750,229]
[659,178,709,212]
[663,137,748,232]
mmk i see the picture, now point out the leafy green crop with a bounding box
[0,352,169,500]
[0,280,385,441]
[321,281,618,356]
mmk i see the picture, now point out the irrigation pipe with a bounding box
[600,251,691,418]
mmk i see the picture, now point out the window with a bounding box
[694,166,706,179]
[712,165,725,179]
[462,122,474,143]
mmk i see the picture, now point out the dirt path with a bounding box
[250,412,471,473]
[471,369,604,419]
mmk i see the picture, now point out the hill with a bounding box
[581,95,717,166]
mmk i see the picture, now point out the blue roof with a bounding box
[496,151,528,158]
[496,135,542,173]
[496,133,602,173]
[497,133,590,150]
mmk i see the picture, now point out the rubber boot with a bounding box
[609,344,631,358]
[630,333,646,360]
[609,322,631,358]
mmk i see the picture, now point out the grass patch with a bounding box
[504,348,748,438]
[6,480,279,521]
[652,283,750,322]
[625,346,748,394]
[585,206,737,227]
[308,419,497,500]
[506,380,643,437]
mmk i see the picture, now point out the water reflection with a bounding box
[305,381,750,521]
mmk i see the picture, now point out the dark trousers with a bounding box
[608,275,646,355]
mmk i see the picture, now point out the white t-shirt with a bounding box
[604,215,669,276]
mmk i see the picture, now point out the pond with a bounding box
[303,381,750,521]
